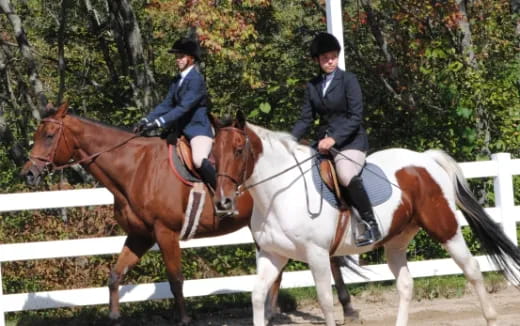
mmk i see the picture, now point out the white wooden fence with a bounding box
[0,153,519,325]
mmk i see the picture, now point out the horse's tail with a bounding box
[333,256,369,280]
[426,149,520,285]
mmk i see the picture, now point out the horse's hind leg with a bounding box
[109,234,154,320]
[443,231,497,326]
[253,250,288,326]
[331,256,358,321]
[385,246,414,326]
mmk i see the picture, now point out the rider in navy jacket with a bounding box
[134,37,216,189]
[142,64,212,140]
[291,32,380,246]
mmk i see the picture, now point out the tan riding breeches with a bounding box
[333,149,366,187]
[190,136,213,169]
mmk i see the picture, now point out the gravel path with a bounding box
[186,284,520,326]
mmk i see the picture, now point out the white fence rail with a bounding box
[0,153,519,325]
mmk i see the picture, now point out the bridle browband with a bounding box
[216,126,318,196]
[29,117,140,173]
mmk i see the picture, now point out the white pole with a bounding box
[492,153,518,246]
[326,0,345,70]
[327,0,358,265]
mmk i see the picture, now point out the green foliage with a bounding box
[1,0,519,320]
[414,275,468,300]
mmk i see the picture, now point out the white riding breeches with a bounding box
[333,149,366,187]
[190,136,213,169]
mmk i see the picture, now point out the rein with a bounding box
[240,152,318,194]
[30,117,140,172]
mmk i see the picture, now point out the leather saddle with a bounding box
[175,136,202,179]
[318,157,348,209]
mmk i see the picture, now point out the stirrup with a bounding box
[354,220,380,247]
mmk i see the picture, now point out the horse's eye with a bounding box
[46,134,54,139]
[235,148,243,156]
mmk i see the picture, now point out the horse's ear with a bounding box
[236,110,246,129]
[208,113,222,130]
[42,102,57,118]
[56,100,69,118]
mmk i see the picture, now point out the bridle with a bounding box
[28,117,72,174]
[29,117,140,174]
[215,126,253,196]
[215,126,319,196]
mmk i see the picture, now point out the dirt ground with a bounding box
[188,284,520,326]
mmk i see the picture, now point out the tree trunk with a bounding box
[512,0,520,36]
[83,0,118,82]
[107,0,156,109]
[0,0,47,117]
[455,0,477,68]
[453,1,490,160]
[360,0,416,109]
[57,0,72,104]
[0,44,28,165]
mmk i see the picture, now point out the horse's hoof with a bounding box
[344,308,360,322]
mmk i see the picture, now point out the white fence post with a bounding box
[492,152,518,246]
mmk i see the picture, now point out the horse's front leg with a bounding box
[308,249,336,326]
[108,233,154,320]
[253,250,288,326]
[265,266,284,321]
[154,221,191,326]
[330,256,359,321]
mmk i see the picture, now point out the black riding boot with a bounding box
[347,175,381,246]
[197,158,216,190]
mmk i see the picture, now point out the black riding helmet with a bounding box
[168,37,201,61]
[310,32,341,58]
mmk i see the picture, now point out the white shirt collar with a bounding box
[180,65,195,79]
[322,70,336,95]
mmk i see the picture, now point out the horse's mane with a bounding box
[246,123,310,155]
[71,114,133,134]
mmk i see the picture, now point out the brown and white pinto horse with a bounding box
[212,114,520,326]
[20,103,358,325]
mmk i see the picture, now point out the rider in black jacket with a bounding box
[291,32,381,246]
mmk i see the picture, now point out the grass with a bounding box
[5,272,509,325]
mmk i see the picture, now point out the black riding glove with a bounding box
[133,119,148,134]
[142,120,160,132]
[134,119,161,134]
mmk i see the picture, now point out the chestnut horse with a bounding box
[20,103,358,325]
[212,114,520,326]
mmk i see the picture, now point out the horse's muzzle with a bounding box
[20,161,43,186]
[214,196,237,217]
